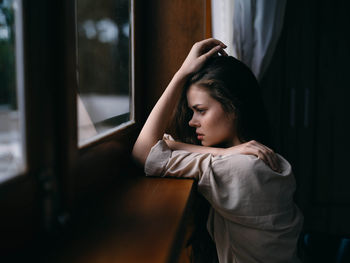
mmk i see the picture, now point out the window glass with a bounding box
[0,0,25,182]
[77,0,133,146]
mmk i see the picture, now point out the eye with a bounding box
[191,105,207,114]
[196,108,206,114]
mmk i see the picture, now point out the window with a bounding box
[0,0,25,182]
[76,0,134,146]
[1,0,140,252]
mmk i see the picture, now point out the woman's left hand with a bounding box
[178,38,228,77]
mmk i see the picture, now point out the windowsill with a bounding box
[78,122,139,154]
[61,176,196,263]
[78,120,136,149]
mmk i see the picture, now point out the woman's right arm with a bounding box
[132,39,227,165]
[165,140,282,172]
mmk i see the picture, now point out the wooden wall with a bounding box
[141,0,207,118]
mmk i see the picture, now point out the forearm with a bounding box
[165,140,228,156]
[167,140,283,172]
[132,71,187,165]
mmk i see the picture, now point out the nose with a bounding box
[189,113,200,127]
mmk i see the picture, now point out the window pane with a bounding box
[0,0,25,182]
[77,0,133,145]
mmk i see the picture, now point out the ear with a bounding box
[227,110,236,121]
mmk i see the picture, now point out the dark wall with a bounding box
[261,0,350,236]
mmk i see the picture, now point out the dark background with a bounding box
[261,0,350,236]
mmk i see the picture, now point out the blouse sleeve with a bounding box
[144,140,213,180]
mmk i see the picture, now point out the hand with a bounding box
[224,140,282,172]
[178,38,228,77]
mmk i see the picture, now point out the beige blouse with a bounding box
[145,139,303,263]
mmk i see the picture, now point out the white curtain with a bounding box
[211,0,235,56]
[211,0,287,80]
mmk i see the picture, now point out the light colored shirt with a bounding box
[145,139,303,263]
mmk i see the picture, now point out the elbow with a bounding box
[132,141,149,166]
[132,134,160,166]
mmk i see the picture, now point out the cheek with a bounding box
[207,111,235,138]
[209,111,231,129]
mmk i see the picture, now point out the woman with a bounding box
[133,38,303,263]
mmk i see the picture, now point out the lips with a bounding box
[196,132,204,140]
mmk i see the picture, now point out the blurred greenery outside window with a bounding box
[77,0,134,146]
[0,0,25,182]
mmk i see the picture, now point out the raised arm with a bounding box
[132,39,227,165]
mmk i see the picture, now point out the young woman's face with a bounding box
[186,85,240,147]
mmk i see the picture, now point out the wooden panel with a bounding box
[0,176,39,254]
[144,0,206,114]
[60,177,195,263]
[206,0,212,38]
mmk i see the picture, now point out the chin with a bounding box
[202,141,215,147]
[201,141,209,147]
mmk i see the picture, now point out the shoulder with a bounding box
[212,154,258,174]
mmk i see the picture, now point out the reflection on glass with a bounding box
[77,0,133,145]
[0,0,25,182]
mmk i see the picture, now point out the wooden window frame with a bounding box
[1,0,145,253]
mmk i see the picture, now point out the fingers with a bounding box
[196,38,228,57]
[255,143,278,171]
[218,48,228,56]
[266,148,280,172]
[201,44,228,61]
[198,38,227,49]
[202,45,222,58]
[260,150,280,173]
[179,38,228,77]
[246,141,281,172]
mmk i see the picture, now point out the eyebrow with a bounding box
[190,104,203,108]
